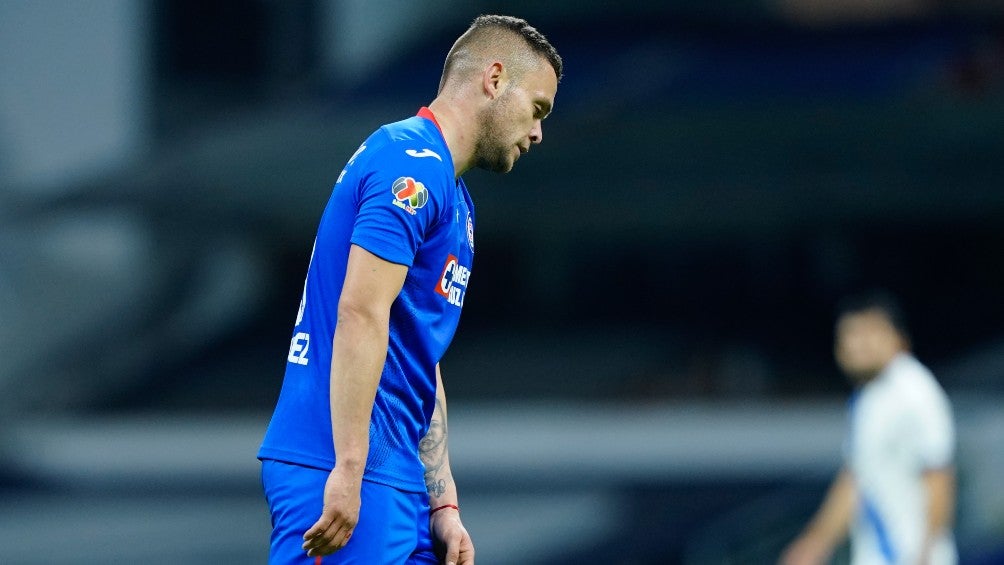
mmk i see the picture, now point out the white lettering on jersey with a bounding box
[336,145,367,185]
[348,144,367,165]
[435,254,471,308]
[287,332,310,365]
[405,148,442,161]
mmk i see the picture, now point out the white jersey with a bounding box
[845,353,957,565]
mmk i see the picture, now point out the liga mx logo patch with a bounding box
[391,177,428,215]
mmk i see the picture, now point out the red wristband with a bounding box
[430,504,459,516]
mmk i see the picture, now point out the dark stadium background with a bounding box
[1,2,1002,564]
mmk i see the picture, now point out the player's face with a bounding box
[474,62,557,173]
[834,310,906,384]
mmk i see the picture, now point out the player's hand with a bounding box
[778,534,830,565]
[302,466,361,557]
[430,507,474,565]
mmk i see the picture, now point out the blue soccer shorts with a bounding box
[261,459,437,564]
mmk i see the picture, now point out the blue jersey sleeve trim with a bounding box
[348,237,415,267]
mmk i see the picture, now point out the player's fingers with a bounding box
[335,528,354,551]
[306,525,353,557]
[303,512,342,552]
[321,525,353,554]
[303,513,355,553]
[303,513,333,541]
[457,537,475,565]
[456,534,475,565]
[443,531,461,565]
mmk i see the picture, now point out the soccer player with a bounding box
[257,14,561,565]
[780,291,957,565]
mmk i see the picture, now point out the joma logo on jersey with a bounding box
[405,148,442,161]
[435,254,471,307]
[391,177,428,215]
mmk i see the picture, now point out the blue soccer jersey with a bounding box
[258,108,475,493]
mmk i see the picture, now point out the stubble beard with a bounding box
[473,94,517,174]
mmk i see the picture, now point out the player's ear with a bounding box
[482,62,505,99]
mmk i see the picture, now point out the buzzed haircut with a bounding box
[836,289,912,343]
[438,14,563,93]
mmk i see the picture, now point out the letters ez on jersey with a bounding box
[435,254,471,307]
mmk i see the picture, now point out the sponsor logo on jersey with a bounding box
[466,213,474,251]
[405,148,442,161]
[435,254,471,307]
[391,176,429,215]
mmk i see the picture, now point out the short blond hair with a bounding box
[438,14,563,93]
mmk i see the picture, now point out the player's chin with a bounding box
[486,156,516,174]
[501,149,521,172]
[476,148,518,173]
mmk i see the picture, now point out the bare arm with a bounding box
[804,468,857,548]
[780,468,857,565]
[329,245,406,481]
[421,364,458,508]
[421,364,474,565]
[921,467,956,560]
[303,244,407,557]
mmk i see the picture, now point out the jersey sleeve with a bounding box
[350,144,446,267]
[912,381,955,470]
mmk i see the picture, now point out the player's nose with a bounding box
[530,120,543,144]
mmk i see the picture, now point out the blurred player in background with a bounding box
[780,291,957,565]
[257,14,561,565]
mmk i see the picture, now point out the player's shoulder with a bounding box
[889,353,930,379]
[352,118,451,180]
[380,114,438,143]
[890,354,951,409]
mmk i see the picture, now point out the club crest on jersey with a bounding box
[391,177,428,215]
[435,254,471,308]
[466,213,474,251]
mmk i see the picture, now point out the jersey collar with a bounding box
[417,107,443,134]
[417,106,461,179]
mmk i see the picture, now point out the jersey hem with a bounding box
[257,449,428,494]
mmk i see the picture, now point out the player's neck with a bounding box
[427,97,476,178]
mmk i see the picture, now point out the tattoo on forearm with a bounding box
[420,397,449,498]
[427,478,446,498]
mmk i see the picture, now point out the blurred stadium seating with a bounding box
[1,1,1003,563]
